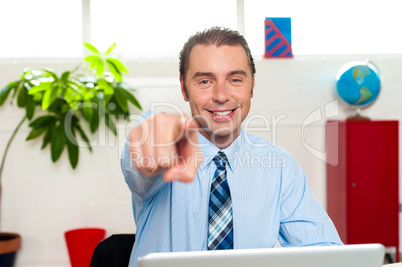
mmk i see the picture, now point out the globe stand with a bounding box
[346,108,370,121]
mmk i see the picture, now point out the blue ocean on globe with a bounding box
[336,61,381,107]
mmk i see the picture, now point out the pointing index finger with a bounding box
[163,116,202,183]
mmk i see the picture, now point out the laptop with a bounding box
[137,243,385,267]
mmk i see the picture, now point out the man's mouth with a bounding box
[207,108,237,120]
[212,110,233,116]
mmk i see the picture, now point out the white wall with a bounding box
[1,54,401,266]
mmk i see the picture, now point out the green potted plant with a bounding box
[0,43,141,266]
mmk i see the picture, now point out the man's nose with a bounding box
[212,81,230,103]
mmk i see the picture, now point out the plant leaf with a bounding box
[32,92,43,102]
[28,82,52,95]
[41,128,52,149]
[83,91,94,101]
[98,79,115,101]
[96,60,105,77]
[106,58,128,73]
[114,88,128,112]
[82,100,94,122]
[51,122,66,162]
[106,59,122,81]
[17,85,27,107]
[68,80,84,92]
[73,123,93,152]
[105,42,116,55]
[11,80,23,98]
[29,115,57,129]
[89,109,100,133]
[25,95,36,120]
[84,42,100,54]
[106,99,127,116]
[84,55,101,68]
[63,89,75,106]
[43,69,58,81]
[120,87,142,110]
[61,71,71,83]
[65,121,79,169]
[26,127,47,141]
[42,87,59,110]
[0,81,19,105]
[66,139,79,169]
[102,112,117,135]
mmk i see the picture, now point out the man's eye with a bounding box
[200,80,209,84]
[231,78,241,82]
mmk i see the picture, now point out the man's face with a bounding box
[180,44,254,147]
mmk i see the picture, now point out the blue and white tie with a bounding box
[208,151,233,250]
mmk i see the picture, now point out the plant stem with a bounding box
[0,115,26,227]
[71,63,84,75]
[0,116,27,183]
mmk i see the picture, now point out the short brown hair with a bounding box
[179,27,256,95]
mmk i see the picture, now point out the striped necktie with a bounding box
[208,151,233,250]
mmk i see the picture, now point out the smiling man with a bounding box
[181,43,254,149]
[121,27,342,267]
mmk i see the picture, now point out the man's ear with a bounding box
[180,76,189,102]
[251,79,255,98]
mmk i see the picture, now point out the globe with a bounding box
[336,61,381,109]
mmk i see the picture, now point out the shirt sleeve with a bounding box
[278,151,343,247]
[121,143,166,203]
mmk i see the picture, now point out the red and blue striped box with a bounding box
[264,17,293,58]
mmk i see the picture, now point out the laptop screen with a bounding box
[138,243,385,267]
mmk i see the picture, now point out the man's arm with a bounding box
[278,151,343,246]
[121,143,166,204]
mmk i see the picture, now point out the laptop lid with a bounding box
[138,243,385,267]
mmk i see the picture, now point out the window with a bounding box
[0,0,83,58]
[90,0,237,57]
[1,0,401,58]
[245,0,402,56]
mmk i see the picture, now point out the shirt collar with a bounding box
[198,129,244,173]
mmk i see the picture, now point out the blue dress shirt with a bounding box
[121,116,342,267]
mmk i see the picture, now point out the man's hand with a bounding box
[128,113,202,183]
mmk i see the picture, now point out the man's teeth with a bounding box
[213,110,232,116]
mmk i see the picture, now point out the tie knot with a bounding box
[213,151,227,170]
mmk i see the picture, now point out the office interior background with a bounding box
[0,0,401,266]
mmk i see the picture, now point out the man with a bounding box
[121,27,342,267]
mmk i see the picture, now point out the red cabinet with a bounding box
[326,120,399,261]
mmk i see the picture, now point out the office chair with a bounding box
[90,234,135,267]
